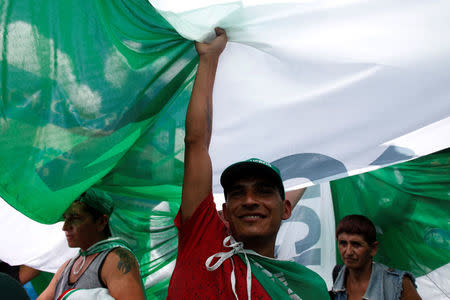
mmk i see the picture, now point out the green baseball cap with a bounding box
[220,158,285,200]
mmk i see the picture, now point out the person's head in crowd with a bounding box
[62,189,113,251]
[0,273,29,300]
[220,158,292,252]
[336,214,378,270]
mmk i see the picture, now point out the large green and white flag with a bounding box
[1,0,449,299]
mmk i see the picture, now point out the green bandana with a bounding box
[79,237,132,257]
[78,189,114,216]
[241,253,329,300]
[206,236,329,300]
[72,237,135,277]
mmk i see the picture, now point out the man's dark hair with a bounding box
[75,198,112,237]
[336,214,376,245]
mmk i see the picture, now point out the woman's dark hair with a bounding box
[336,214,377,245]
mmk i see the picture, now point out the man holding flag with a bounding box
[167,28,329,299]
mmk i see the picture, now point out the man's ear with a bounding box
[222,203,230,222]
[96,215,109,232]
[370,241,379,257]
[281,199,292,220]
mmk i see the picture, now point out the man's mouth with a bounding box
[239,214,266,220]
[344,257,357,262]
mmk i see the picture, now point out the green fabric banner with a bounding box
[0,0,195,223]
[0,0,195,298]
[31,271,54,296]
[331,148,450,277]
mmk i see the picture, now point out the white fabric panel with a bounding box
[275,183,336,289]
[0,197,76,273]
[149,0,450,194]
[416,263,450,300]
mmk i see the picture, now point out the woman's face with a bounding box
[62,202,104,250]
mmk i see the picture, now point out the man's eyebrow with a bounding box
[228,185,245,192]
[346,240,364,246]
[229,182,247,189]
[254,181,276,188]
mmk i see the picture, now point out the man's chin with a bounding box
[234,230,271,243]
[344,260,363,269]
[66,241,77,248]
[230,222,277,241]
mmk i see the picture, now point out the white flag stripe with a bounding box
[416,264,450,300]
[276,183,336,289]
[0,197,76,272]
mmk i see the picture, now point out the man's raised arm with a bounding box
[181,28,227,222]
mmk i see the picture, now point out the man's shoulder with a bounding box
[373,262,416,287]
[374,262,408,277]
[108,247,134,257]
[54,258,73,281]
[102,247,138,277]
[176,192,223,234]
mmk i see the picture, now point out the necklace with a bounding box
[72,255,86,275]
[72,238,133,276]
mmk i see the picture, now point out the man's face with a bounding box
[337,233,378,271]
[223,176,291,244]
[62,202,103,250]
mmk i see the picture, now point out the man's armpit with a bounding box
[113,248,137,275]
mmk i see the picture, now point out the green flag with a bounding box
[331,148,450,277]
[243,253,329,299]
[0,0,195,224]
[0,0,195,298]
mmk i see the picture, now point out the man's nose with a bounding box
[341,245,348,255]
[340,244,349,254]
[62,220,70,231]
[344,245,354,255]
[242,191,258,206]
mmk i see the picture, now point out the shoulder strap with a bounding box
[54,256,78,300]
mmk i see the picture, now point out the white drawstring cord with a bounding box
[205,236,252,300]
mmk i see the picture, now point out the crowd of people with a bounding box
[1,28,422,300]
